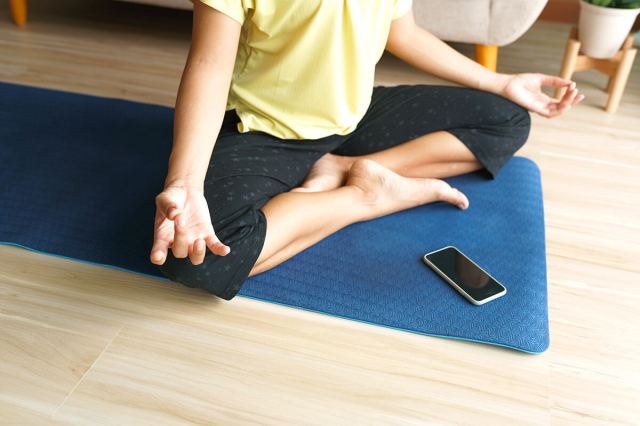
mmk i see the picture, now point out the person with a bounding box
[150,0,583,301]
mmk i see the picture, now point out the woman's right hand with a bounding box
[150,184,231,266]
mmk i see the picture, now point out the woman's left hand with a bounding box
[497,73,585,118]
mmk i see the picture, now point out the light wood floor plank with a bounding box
[0,315,117,422]
[53,319,550,425]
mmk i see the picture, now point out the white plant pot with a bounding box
[578,0,640,58]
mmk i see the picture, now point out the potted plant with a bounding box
[578,0,640,58]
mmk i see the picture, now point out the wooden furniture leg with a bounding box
[475,44,498,72]
[605,76,613,93]
[10,0,27,26]
[605,46,636,113]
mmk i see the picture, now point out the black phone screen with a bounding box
[425,247,505,301]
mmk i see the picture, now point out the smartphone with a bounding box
[422,246,507,305]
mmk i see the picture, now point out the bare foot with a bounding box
[290,153,355,193]
[346,159,469,214]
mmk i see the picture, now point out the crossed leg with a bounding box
[249,85,531,276]
[249,134,474,275]
[289,130,481,193]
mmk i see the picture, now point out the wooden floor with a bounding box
[1,1,639,424]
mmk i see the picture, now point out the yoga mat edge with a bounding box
[0,241,547,354]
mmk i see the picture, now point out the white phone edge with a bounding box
[422,246,507,306]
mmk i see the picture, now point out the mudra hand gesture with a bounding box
[150,184,231,266]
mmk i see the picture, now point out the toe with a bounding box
[439,185,469,210]
[453,188,469,210]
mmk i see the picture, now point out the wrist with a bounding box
[163,175,204,192]
[164,152,206,191]
[479,72,511,95]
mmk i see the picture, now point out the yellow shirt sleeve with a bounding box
[198,0,248,25]
[392,0,413,20]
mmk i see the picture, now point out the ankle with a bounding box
[339,183,377,216]
[345,160,386,208]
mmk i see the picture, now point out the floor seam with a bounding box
[50,324,125,420]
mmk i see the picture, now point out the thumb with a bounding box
[155,191,181,221]
[540,74,573,88]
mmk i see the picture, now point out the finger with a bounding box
[562,82,577,99]
[565,82,577,99]
[545,103,563,118]
[544,101,560,117]
[166,206,180,221]
[572,93,585,105]
[539,109,553,118]
[205,234,231,256]
[564,88,579,108]
[557,88,578,115]
[189,238,207,265]
[554,84,574,107]
[544,87,575,118]
[557,89,578,108]
[156,192,180,220]
[530,99,553,118]
[531,105,550,118]
[540,74,573,88]
[150,238,171,265]
[171,212,190,258]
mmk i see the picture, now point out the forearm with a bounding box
[386,25,509,94]
[164,59,232,190]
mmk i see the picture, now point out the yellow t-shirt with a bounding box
[199,0,413,140]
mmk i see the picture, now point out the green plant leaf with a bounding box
[608,0,640,7]
[586,0,614,6]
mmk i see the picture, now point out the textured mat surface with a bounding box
[0,82,549,353]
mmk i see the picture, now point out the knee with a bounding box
[158,245,257,301]
[508,104,532,151]
[157,209,267,301]
[157,251,236,300]
[487,95,532,156]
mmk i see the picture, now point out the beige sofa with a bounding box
[116,0,547,70]
[414,0,548,70]
[9,0,548,70]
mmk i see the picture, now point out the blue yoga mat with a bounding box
[0,82,549,353]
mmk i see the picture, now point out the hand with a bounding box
[497,73,585,118]
[150,184,231,266]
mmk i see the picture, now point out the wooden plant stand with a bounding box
[555,27,637,114]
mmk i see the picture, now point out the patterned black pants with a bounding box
[157,84,531,300]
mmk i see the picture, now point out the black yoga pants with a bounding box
[157,84,531,300]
